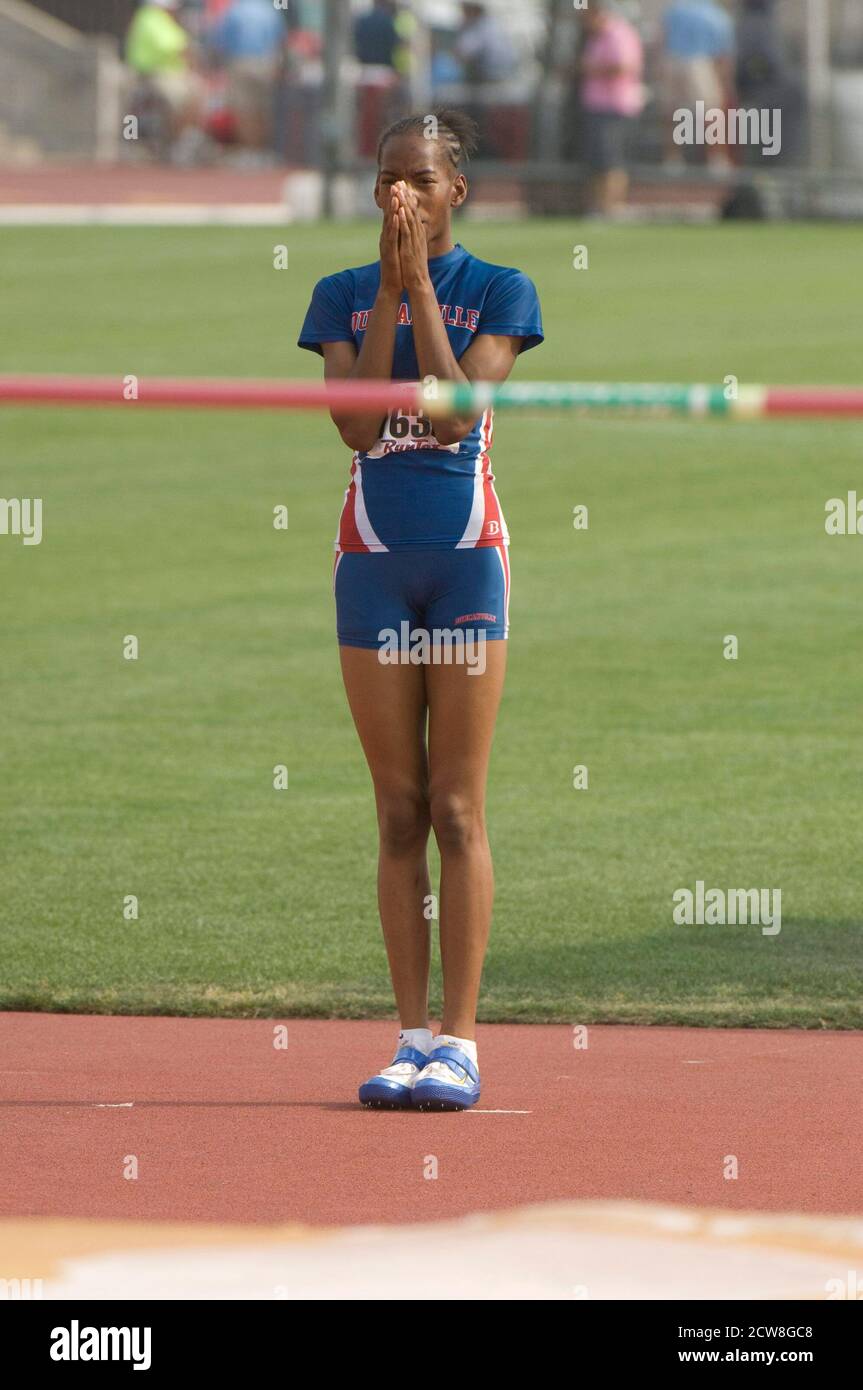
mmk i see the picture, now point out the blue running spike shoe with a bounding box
[358,1044,431,1109]
[411,1044,481,1111]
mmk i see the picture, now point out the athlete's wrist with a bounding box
[404,273,434,297]
[376,283,403,307]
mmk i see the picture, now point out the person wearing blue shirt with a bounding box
[354,0,399,69]
[661,0,735,167]
[664,0,734,61]
[209,0,286,152]
[298,108,543,1113]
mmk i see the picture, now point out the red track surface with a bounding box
[0,163,725,213]
[0,164,288,205]
[1,1014,860,1226]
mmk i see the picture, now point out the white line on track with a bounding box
[82,1102,529,1113]
[470,1109,531,1114]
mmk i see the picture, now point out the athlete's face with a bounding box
[375,133,467,250]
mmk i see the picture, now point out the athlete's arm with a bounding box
[318,191,410,453]
[435,331,523,445]
[396,191,522,446]
[318,339,375,453]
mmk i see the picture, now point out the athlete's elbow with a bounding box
[433,416,478,447]
[332,414,380,452]
[339,425,380,452]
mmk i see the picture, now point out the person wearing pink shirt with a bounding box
[578,1,645,217]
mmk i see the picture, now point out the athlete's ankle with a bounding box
[432,1032,478,1064]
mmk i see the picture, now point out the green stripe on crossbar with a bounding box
[449,382,733,415]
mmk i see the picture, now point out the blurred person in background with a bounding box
[283,0,324,63]
[208,0,287,159]
[736,0,804,166]
[126,0,206,162]
[354,2,412,155]
[454,3,518,158]
[454,3,517,86]
[661,0,735,169]
[578,0,645,218]
[354,0,400,68]
[430,27,466,93]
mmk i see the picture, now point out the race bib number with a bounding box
[366,406,459,456]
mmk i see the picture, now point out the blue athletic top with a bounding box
[663,1,733,60]
[297,242,544,552]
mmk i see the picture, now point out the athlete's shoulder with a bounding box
[457,251,543,348]
[321,258,381,289]
[459,249,538,289]
[299,265,368,352]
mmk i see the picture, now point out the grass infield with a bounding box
[1,221,861,1025]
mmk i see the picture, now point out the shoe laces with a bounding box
[380,1058,421,1079]
[419,1058,470,1085]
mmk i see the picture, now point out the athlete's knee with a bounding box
[429,789,485,853]
[376,787,430,855]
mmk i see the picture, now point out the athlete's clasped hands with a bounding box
[379,180,429,296]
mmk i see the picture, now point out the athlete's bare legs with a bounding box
[339,640,506,1038]
[339,648,432,1029]
[426,643,506,1038]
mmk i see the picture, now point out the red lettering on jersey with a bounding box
[355,302,478,334]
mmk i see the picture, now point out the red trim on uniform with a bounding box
[336,455,367,552]
[475,408,507,546]
[337,411,509,551]
[498,542,511,628]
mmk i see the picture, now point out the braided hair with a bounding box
[376,107,480,171]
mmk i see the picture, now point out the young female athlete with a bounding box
[297,108,543,1111]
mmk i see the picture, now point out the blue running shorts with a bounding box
[334,546,511,650]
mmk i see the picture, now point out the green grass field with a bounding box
[1,221,861,1026]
